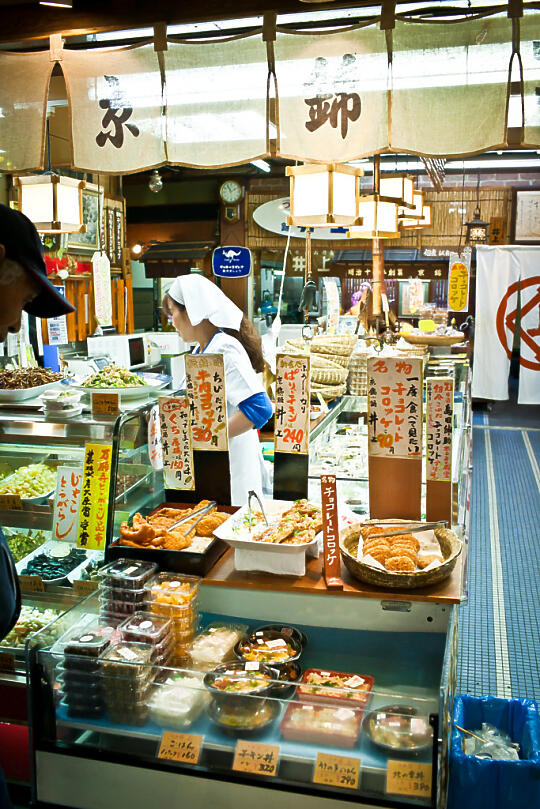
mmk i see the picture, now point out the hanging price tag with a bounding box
[320,474,343,590]
[157,732,203,764]
[73,579,99,597]
[386,761,432,798]
[313,753,361,790]
[18,575,45,592]
[0,494,23,511]
[92,392,120,416]
[232,741,279,777]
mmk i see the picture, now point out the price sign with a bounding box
[386,761,432,798]
[92,392,120,416]
[76,443,113,551]
[232,740,279,777]
[18,575,45,592]
[0,494,23,511]
[157,732,203,765]
[53,466,83,544]
[367,357,423,459]
[185,354,228,452]
[313,753,361,790]
[73,579,99,596]
[447,251,471,312]
[158,396,195,491]
[426,378,454,482]
[275,354,310,455]
[0,652,15,672]
[320,474,343,590]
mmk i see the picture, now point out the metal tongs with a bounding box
[166,500,217,537]
[247,490,269,536]
[366,520,448,540]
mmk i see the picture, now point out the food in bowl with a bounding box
[364,704,433,751]
[235,630,301,666]
[82,365,147,389]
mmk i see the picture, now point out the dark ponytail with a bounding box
[222,316,264,373]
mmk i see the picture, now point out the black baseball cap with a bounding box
[0,204,75,318]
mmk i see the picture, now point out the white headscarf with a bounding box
[168,274,243,331]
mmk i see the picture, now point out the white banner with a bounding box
[510,248,540,405]
[92,251,113,326]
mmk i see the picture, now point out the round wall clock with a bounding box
[219,180,243,205]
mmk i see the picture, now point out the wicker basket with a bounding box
[347,354,369,395]
[311,335,357,357]
[318,352,350,368]
[311,365,349,385]
[310,381,347,400]
[339,521,462,590]
[401,333,465,347]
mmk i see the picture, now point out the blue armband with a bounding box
[238,392,273,429]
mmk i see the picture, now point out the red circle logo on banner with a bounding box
[496,276,540,371]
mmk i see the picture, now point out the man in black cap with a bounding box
[0,203,74,343]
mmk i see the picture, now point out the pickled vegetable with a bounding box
[0,463,57,498]
[6,530,47,563]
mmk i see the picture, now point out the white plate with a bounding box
[0,381,62,402]
[213,499,320,555]
[74,379,169,399]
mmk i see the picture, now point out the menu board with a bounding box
[76,443,113,550]
[426,378,453,482]
[53,466,83,543]
[275,354,310,455]
[158,396,195,491]
[185,354,229,452]
[367,357,423,459]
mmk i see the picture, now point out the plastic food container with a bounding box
[118,612,172,646]
[148,600,198,626]
[99,609,128,627]
[235,630,302,673]
[60,698,105,719]
[188,623,247,671]
[145,573,200,605]
[99,585,147,606]
[108,699,149,726]
[63,626,114,658]
[99,559,158,590]
[204,662,275,709]
[148,673,209,729]
[254,624,308,650]
[98,595,146,616]
[100,641,154,680]
[280,703,362,748]
[297,669,375,708]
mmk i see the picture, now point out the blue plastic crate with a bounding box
[447,695,540,809]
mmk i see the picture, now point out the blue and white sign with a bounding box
[212,246,252,278]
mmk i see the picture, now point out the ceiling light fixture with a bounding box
[286,163,364,227]
[148,169,163,194]
[39,0,73,7]
[465,172,489,244]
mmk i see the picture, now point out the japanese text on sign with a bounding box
[76,443,113,551]
[367,357,423,459]
[232,740,279,777]
[0,494,23,511]
[157,732,203,765]
[185,354,229,452]
[426,378,453,482]
[386,760,432,798]
[275,354,310,455]
[91,391,119,416]
[305,93,361,140]
[320,474,343,590]
[148,404,164,471]
[18,576,45,593]
[313,753,361,790]
[158,396,195,491]
[96,75,140,149]
[447,251,471,312]
[53,466,83,543]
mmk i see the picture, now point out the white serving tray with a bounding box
[16,539,101,587]
[0,381,62,402]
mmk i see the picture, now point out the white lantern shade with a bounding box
[399,189,424,220]
[286,163,363,226]
[380,176,415,208]
[348,198,400,239]
[401,203,432,230]
[17,175,84,234]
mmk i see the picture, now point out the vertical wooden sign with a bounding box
[367,357,423,521]
[158,396,195,492]
[184,353,231,506]
[274,354,310,501]
[426,377,454,525]
[320,474,343,590]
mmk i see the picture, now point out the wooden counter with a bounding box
[203,548,464,605]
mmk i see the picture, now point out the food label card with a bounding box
[157,732,203,765]
[320,474,343,590]
[313,753,361,790]
[185,354,229,452]
[91,392,119,416]
[76,443,112,551]
[0,494,23,511]
[18,575,45,592]
[233,741,279,777]
[426,378,453,481]
[367,357,423,459]
[386,760,432,798]
[275,354,310,455]
[158,396,195,491]
[53,466,83,543]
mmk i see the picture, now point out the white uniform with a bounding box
[193,331,266,507]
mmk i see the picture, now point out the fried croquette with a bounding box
[417,554,444,569]
[385,555,416,572]
[388,533,420,552]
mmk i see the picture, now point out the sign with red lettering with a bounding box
[367,357,423,459]
[426,378,453,482]
[275,354,310,455]
[320,474,343,590]
[76,443,112,551]
[185,354,229,452]
[158,396,195,491]
[147,405,164,470]
[53,466,83,543]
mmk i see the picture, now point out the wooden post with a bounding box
[372,237,384,317]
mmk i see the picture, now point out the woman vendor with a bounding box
[163,274,273,507]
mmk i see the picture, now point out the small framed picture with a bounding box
[511,188,540,244]
[68,183,103,253]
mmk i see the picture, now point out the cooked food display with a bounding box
[208,665,273,695]
[235,631,300,665]
[208,698,279,733]
[148,673,209,729]
[0,368,64,389]
[0,463,57,499]
[298,669,373,705]
[118,501,229,551]
[5,530,47,563]
[82,364,147,389]
[20,547,87,581]
[364,704,434,751]
[0,606,59,649]
[281,703,362,748]
[251,499,323,545]
[360,525,444,573]
[188,624,246,671]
